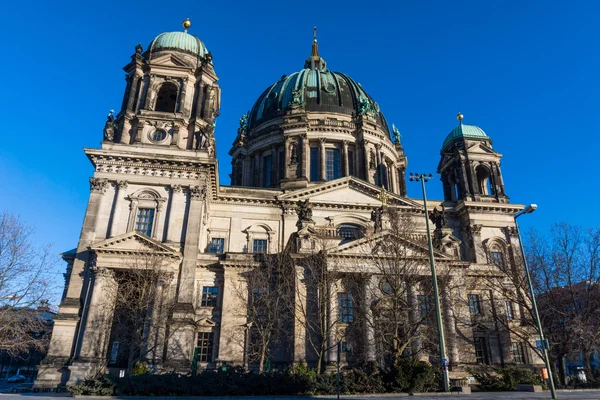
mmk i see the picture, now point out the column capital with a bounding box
[189,185,206,201]
[117,180,128,189]
[91,266,115,280]
[170,184,184,194]
[318,137,327,144]
[90,178,109,194]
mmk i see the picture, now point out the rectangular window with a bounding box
[253,239,267,254]
[490,251,505,269]
[505,300,514,320]
[474,337,489,364]
[209,238,225,254]
[326,149,341,180]
[348,150,355,176]
[263,155,272,187]
[468,294,481,314]
[417,294,431,321]
[338,292,354,323]
[196,332,214,363]
[310,147,319,181]
[135,208,155,236]
[512,342,525,364]
[201,286,219,307]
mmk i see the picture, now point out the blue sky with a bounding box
[1,1,599,297]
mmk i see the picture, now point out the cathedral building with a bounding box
[36,20,541,387]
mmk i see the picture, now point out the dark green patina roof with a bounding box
[442,123,490,151]
[149,31,208,57]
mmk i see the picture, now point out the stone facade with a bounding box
[35,23,542,387]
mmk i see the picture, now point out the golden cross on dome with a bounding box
[377,186,390,206]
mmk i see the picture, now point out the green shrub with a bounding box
[383,357,437,393]
[67,375,115,396]
[471,366,544,391]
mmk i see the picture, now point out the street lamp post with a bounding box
[514,204,557,399]
[409,173,450,392]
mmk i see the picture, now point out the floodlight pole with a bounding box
[410,173,450,392]
[514,204,557,399]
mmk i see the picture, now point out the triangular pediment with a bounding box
[465,142,499,155]
[278,177,422,209]
[149,53,192,68]
[90,231,180,257]
[328,230,452,259]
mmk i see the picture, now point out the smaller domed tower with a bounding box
[437,114,508,203]
[110,18,220,153]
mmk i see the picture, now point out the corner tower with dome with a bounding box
[36,21,542,388]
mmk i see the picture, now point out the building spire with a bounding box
[312,26,319,57]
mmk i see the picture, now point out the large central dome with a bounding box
[229,33,406,194]
[247,36,389,134]
[248,68,389,133]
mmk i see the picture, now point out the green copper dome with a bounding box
[442,123,490,151]
[149,31,208,57]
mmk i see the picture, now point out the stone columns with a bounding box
[326,278,338,366]
[166,185,184,244]
[441,279,459,365]
[362,140,370,182]
[166,186,204,370]
[364,276,377,362]
[271,144,278,185]
[78,267,118,360]
[144,75,156,111]
[218,267,246,365]
[144,273,173,365]
[126,74,141,111]
[293,265,307,364]
[342,140,349,177]
[65,178,109,300]
[407,282,422,357]
[177,186,205,305]
[179,77,189,114]
[283,138,290,180]
[319,138,326,181]
[36,178,109,387]
[301,134,309,179]
[107,181,127,238]
[253,155,260,186]
[390,163,398,194]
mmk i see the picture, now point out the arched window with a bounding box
[488,242,506,270]
[476,165,494,196]
[155,83,178,112]
[337,223,364,244]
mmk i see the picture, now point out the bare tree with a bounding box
[292,249,341,374]
[351,208,442,367]
[231,252,293,372]
[527,223,600,384]
[104,252,176,375]
[0,212,56,356]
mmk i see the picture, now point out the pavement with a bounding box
[0,391,599,399]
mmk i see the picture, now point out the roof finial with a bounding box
[182,18,191,33]
[457,112,464,125]
[312,26,319,57]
